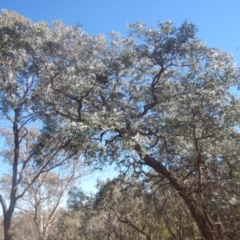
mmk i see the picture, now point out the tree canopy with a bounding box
[0,10,240,240]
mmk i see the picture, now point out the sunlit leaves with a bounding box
[1,10,240,238]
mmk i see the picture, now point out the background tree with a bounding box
[8,212,37,240]
[65,177,200,240]
[15,159,88,240]
[94,177,201,240]
[93,178,169,240]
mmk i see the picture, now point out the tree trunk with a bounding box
[0,195,15,240]
[180,193,217,240]
[2,110,20,240]
[132,143,227,240]
[142,153,228,240]
[42,225,50,240]
[3,210,14,240]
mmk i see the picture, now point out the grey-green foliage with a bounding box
[1,9,240,239]
[0,10,89,240]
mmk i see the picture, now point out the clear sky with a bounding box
[0,0,240,192]
[1,0,240,60]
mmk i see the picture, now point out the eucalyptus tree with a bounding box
[1,10,240,239]
[107,23,240,239]
[17,161,87,240]
[35,18,240,239]
[0,10,89,240]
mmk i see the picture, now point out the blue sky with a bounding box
[0,0,240,192]
[1,0,240,61]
